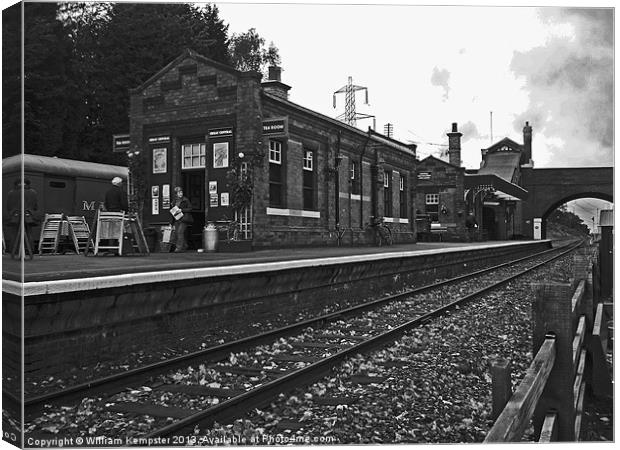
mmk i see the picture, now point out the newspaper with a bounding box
[170,205,184,221]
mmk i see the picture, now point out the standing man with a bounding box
[171,186,193,252]
[4,178,38,257]
[104,177,128,212]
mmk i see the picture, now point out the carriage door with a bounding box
[206,128,234,225]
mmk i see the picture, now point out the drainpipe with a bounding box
[335,131,342,232]
[359,128,372,228]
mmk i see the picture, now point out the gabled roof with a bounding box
[417,155,458,169]
[478,152,522,183]
[483,137,523,154]
[129,49,255,94]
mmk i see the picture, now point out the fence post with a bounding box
[490,357,512,421]
[532,283,576,441]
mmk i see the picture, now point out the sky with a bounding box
[214,0,613,170]
[212,0,615,229]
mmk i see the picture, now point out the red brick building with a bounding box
[129,50,418,248]
[415,122,530,241]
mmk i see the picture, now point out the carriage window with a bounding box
[49,181,66,188]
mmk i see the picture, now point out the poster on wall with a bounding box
[220,192,229,206]
[153,148,167,174]
[209,181,218,193]
[162,184,170,209]
[151,185,159,198]
[210,193,219,208]
[213,142,229,168]
[152,198,159,215]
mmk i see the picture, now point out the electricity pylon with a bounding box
[333,76,375,128]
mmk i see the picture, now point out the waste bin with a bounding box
[203,223,218,252]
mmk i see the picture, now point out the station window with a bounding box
[269,140,282,164]
[269,140,284,206]
[303,150,313,171]
[303,150,315,210]
[425,193,439,221]
[384,170,393,217]
[425,193,439,205]
[399,175,407,218]
[182,143,206,169]
[350,160,360,195]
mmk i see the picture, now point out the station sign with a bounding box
[262,117,288,137]
[148,135,171,144]
[113,134,130,153]
[417,171,432,180]
[208,127,234,138]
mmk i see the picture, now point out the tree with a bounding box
[547,207,590,235]
[229,28,280,76]
[2,3,22,158]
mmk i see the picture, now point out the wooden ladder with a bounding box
[67,216,93,254]
[38,214,65,255]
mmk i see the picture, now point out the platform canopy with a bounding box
[464,173,528,202]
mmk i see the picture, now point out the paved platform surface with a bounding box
[1,240,544,284]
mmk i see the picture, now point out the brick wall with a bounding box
[20,242,551,380]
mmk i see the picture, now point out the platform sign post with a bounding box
[533,218,542,240]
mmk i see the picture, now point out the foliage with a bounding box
[547,207,590,235]
[2,4,22,157]
[6,2,233,164]
[226,163,253,214]
[228,28,280,76]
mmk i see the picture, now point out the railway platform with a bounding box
[2,240,548,284]
[4,239,554,383]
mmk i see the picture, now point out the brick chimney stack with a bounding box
[522,121,533,166]
[447,122,462,167]
[262,66,291,100]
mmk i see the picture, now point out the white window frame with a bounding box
[181,143,206,169]
[269,140,282,164]
[303,150,313,171]
[350,161,356,180]
[399,176,405,191]
[426,193,439,204]
[384,170,390,188]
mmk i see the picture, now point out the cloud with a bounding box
[459,121,483,142]
[431,67,451,100]
[510,8,613,167]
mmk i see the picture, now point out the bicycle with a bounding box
[367,216,393,246]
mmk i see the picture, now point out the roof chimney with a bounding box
[522,121,533,166]
[447,122,462,167]
[262,65,291,100]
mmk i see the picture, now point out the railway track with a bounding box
[23,240,582,440]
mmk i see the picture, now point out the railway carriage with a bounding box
[2,154,128,244]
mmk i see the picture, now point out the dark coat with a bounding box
[5,186,39,224]
[104,185,128,212]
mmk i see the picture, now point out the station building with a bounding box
[415,122,531,241]
[129,49,418,248]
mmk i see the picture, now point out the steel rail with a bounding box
[141,240,582,438]
[21,241,577,416]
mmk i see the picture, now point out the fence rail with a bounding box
[484,246,613,443]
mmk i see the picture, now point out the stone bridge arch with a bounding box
[520,167,613,239]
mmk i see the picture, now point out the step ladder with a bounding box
[38,214,65,254]
[125,213,150,255]
[67,216,93,254]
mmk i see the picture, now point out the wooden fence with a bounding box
[484,247,613,442]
